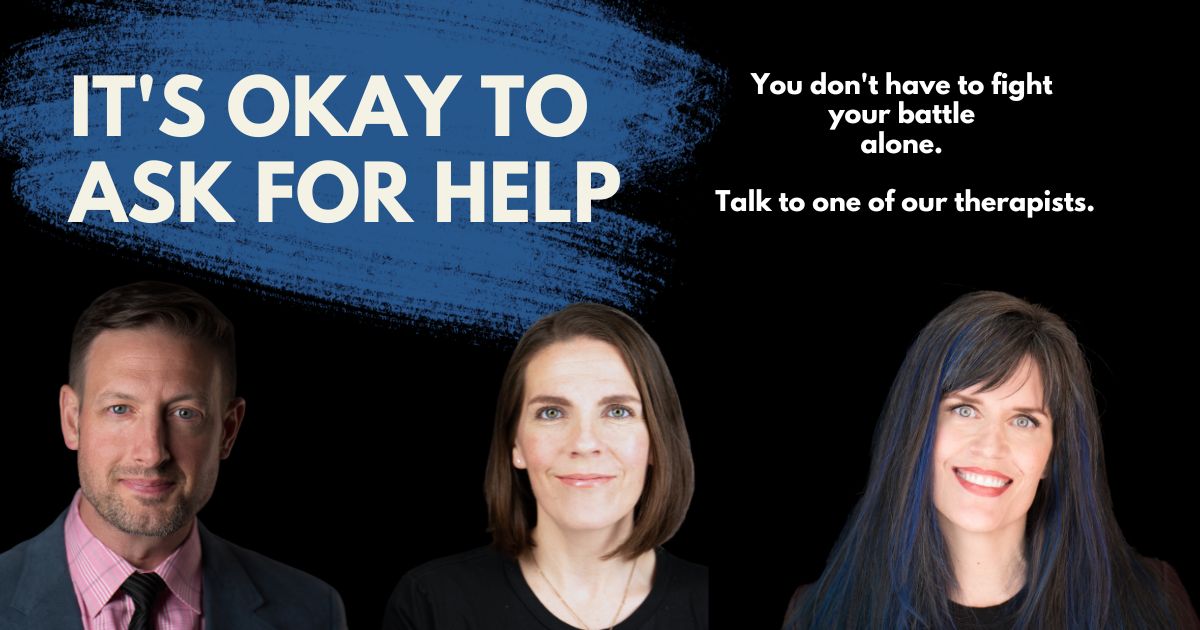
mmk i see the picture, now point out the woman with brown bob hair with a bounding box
[384,303,707,630]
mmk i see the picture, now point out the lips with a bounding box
[953,467,1013,497]
[556,474,616,488]
[120,478,177,496]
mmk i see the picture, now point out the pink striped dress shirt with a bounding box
[63,490,204,630]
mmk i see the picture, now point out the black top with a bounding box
[947,589,1024,630]
[786,559,1199,628]
[383,546,708,629]
[785,585,1024,629]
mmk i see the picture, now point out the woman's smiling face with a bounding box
[932,356,1053,538]
[512,337,651,535]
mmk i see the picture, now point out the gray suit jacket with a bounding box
[0,509,347,629]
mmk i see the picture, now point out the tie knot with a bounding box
[120,571,168,616]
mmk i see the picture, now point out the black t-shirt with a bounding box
[383,546,708,629]
[948,590,1024,630]
[785,584,1025,629]
[786,558,1198,628]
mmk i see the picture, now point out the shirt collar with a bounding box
[64,489,204,618]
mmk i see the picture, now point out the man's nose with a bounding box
[128,414,171,468]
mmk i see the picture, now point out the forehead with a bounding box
[949,357,1046,407]
[80,327,221,396]
[522,338,638,399]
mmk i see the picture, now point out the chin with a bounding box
[113,501,192,537]
[543,504,633,533]
[559,515,625,532]
[939,509,1015,535]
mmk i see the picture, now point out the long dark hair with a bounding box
[787,291,1184,629]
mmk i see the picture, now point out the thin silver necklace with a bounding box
[531,552,638,630]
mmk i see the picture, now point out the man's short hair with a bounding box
[69,281,237,399]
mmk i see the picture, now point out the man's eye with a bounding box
[536,407,563,420]
[109,405,130,415]
[174,408,200,420]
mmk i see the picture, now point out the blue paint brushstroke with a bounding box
[0,0,723,337]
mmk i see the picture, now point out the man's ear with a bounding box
[60,384,81,451]
[219,397,246,459]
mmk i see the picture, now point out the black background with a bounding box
[3,5,1193,629]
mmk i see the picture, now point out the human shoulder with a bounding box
[397,546,509,594]
[637,547,707,628]
[783,582,813,627]
[0,512,67,588]
[383,546,511,630]
[1141,556,1183,585]
[657,547,708,593]
[206,531,334,589]
[0,512,83,630]
[0,534,44,630]
[0,535,35,589]
[1137,556,1200,628]
[0,534,34,572]
[199,524,345,628]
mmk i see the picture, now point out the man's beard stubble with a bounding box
[80,465,193,537]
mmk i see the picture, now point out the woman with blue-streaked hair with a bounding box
[785,291,1197,629]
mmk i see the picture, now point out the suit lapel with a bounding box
[8,510,85,629]
[199,521,276,630]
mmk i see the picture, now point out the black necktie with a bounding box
[120,572,168,630]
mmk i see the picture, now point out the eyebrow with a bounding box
[599,394,641,406]
[525,394,642,407]
[96,391,210,405]
[943,393,1049,417]
[527,395,570,407]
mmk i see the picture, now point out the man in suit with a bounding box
[0,281,346,629]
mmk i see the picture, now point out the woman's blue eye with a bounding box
[110,405,130,415]
[607,406,633,419]
[536,407,563,420]
[1014,416,1038,429]
[953,405,975,418]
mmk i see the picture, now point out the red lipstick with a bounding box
[953,467,1013,498]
